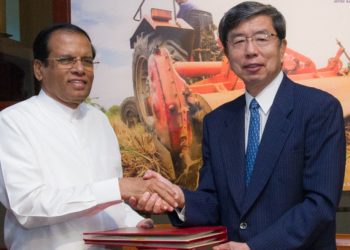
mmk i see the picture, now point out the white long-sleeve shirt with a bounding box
[0,91,143,250]
[244,71,283,149]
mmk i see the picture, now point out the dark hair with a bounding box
[218,1,286,51]
[33,23,96,64]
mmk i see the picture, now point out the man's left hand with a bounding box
[136,218,154,229]
[213,241,250,250]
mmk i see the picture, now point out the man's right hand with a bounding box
[127,170,185,214]
[119,175,181,212]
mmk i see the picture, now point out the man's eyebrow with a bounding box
[228,29,271,37]
[228,32,245,37]
[54,54,73,58]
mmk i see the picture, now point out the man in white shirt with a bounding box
[0,23,177,250]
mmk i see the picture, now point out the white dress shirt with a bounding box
[0,91,143,250]
[244,71,283,150]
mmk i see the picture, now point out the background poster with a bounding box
[72,0,350,190]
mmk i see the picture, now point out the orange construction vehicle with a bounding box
[121,0,350,188]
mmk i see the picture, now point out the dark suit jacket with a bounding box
[169,75,346,250]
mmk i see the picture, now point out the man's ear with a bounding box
[33,59,44,82]
[280,39,287,63]
[223,47,228,57]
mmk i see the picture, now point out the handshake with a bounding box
[119,170,184,214]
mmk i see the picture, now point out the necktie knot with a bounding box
[250,98,259,110]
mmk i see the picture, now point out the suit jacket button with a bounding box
[240,222,247,229]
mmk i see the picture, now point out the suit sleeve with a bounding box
[168,116,220,226]
[248,95,346,249]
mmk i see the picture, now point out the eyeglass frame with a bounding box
[226,31,279,49]
[44,56,100,71]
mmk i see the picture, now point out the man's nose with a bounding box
[245,38,259,55]
[71,59,85,72]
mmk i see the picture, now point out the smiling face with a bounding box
[33,30,94,109]
[226,15,286,96]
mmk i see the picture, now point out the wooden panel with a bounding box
[0,101,17,111]
[53,0,71,23]
[337,234,350,250]
[0,0,5,32]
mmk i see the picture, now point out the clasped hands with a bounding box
[119,171,250,250]
[119,170,183,214]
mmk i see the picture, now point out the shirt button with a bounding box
[240,222,248,229]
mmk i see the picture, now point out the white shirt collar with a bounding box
[37,90,83,122]
[245,71,283,115]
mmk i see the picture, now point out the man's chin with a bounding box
[242,76,264,86]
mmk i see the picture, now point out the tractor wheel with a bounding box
[133,34,208,189]
[120,96,140,128]
[132,34,187,131]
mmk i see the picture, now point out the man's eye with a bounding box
[254,33,269,42]
[82,58,94,65]
[232,38,245,45]
[255,36,268,42]
[57,57,75,64]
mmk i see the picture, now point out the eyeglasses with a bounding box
[227,32,278,49]
[45,56,100,71]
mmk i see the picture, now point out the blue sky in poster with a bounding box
[71,0,350,109]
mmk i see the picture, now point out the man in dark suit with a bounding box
[132,2,346,249]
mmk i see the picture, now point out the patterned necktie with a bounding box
[246,98,260,186]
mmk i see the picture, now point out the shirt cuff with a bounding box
[91,178,121,205]
[175,206,186,222]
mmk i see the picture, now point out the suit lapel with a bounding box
[219,95,246,211]
[241,77,294,216]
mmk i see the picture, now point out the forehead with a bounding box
[229,15,274,35]
[47,30,92,55]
